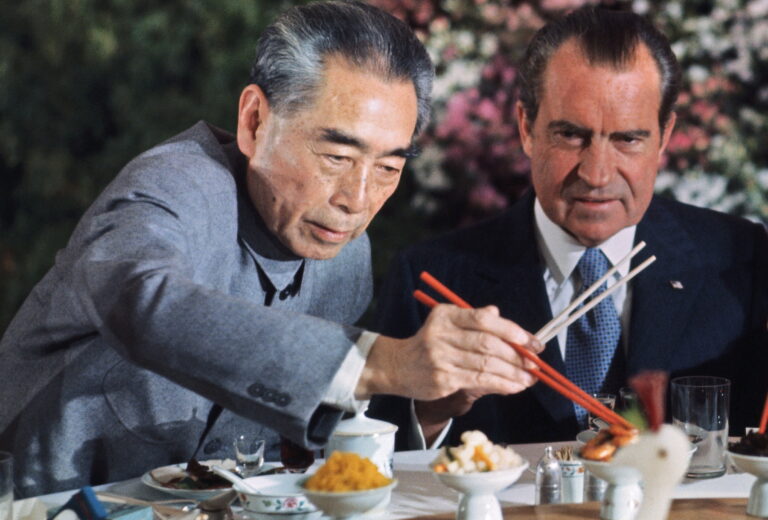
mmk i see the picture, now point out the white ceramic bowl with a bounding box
[580,457,642,485]
[576,429,697,461]
[302,480,397,519]
[434,463,529,495]
[576,429,597,445]
[434,463,529,520]
[236,473,317,514]
[727,451,768,517]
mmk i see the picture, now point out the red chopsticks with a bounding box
[759,392,768,434]
[414,271,634,431]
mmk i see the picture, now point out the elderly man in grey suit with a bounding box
[0,1,541,497]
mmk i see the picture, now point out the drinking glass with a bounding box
[0,452,12,520]
[670,376,730,478]
[233,435,265,478]
[618,387,638,412]
[588,393,616,430]
[279,435,315,473]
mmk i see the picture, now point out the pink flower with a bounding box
[667,131,694,153]
[469,181,508,211]
[476,98,501,124]
[691,100,717,123]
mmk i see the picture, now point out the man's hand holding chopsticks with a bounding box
[356,304,543,402]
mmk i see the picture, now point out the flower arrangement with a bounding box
[370,0,768,227]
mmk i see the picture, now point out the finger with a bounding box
[436,340,539,388]
[455,365,536,396]
[450,306,540,352]
[443,327,534,369]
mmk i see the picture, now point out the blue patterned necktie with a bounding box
[565,248,622,427]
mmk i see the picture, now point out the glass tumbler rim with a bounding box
[670,375,731,388]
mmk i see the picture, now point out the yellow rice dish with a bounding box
[305,451,392,492]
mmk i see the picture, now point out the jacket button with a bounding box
[204,438,222,454]
[276,393,291,407]
[279,288,291,300]
[247,383,264,397]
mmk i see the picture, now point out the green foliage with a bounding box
[0,0,307,331]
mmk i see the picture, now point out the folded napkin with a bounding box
[13,497,48,520]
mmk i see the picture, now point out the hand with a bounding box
[357,304,543,400]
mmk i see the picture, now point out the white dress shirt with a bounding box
[408,197,637,449]
[533,198,636,358]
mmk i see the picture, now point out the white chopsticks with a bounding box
[534,241,656,344]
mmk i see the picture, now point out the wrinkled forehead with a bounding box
[542,40,663,110]
[547,38,661,83]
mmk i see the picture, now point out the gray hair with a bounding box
[250,0,434,137]
[517,6,680,132]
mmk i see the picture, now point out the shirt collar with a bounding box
[533,197,636,284]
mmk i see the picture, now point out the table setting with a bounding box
[10,270,768,520]
[11,437,760,520]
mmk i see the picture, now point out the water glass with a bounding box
[618,387,638,412]
[233,435,265,478]
[670,376,730,478]
[0,452,12,520]
[588,393,616,430]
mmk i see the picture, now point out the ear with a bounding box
[658,111,677,158]
[516,101,534,157]
[237,84,271,158]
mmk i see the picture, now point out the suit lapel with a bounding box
[627,197,704,374]
[465,193,575,426]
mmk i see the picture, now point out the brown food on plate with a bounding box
[729,431,768,457]
[160,459,231,490]
[580,424,639,462]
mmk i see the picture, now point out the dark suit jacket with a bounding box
[369,192,768,449]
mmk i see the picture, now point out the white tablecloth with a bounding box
[24,442,755,520]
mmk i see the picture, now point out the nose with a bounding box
[330,165,368,214]
[577,141,615,188]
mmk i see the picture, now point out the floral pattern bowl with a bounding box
[236,474,317,514]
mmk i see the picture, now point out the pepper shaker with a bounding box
[535,446,562,505]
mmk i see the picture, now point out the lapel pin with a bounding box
[669,280,684,290]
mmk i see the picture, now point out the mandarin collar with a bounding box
[223,141,305,292]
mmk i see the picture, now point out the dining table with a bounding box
[19,441,756,520]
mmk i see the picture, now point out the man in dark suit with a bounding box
[370,6,768,450]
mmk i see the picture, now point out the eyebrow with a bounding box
[318,128,420,159]
[609,129,651,141]
[547,120,650,141]
[548,120,592,139]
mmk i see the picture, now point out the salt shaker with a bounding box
[535,446,562,505]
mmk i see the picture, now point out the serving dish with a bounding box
[302,479,397,519]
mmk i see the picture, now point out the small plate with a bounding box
[141,460,280,499]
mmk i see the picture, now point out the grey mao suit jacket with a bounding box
[0,122,372,496]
